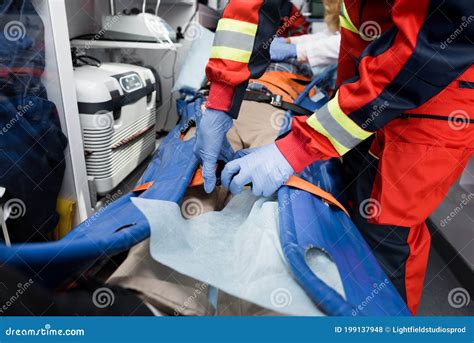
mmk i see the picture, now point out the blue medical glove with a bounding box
[194,108,233,194]
[270,38,297,62]
[221,144,295,197]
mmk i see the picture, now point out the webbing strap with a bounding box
[285,176,349,216]
[132,182,154,193]
[132,173,349,217]
[244,91,313,116]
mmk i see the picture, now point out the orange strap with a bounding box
[284,176,349,217]
[132,181,154,193]
[132,168,205,194]
[250,71,315,103]
[189,167,205,187]
[132,172,349,216]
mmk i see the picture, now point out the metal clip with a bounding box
[270,94,283,107]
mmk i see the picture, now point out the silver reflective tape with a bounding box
[213,30,255,52]
[316,105,363,150]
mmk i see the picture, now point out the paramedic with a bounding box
[269,0,341,70]
[194,0,474,315]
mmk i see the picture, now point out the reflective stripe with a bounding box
[339,15,358,34]
[315,106,364,150]
[213,30,255,52]
[210,46,252,63]
[307,113,351,155]
[306,94,373,155]
[212,18,258,63]
[216,18,258,36]
[327,92,373,142]
[340,2,359,34]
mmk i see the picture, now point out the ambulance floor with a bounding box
[418,246,473,316]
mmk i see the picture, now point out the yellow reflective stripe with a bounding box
[210,46,252,63]
[306,93,374,156]
[342,2,357,30]
[216,18,258,37]
[340,2,358,34]
[327,93,373,141]
[339,15,358,34]
[307,115,351,155]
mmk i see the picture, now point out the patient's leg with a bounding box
[108,240,215,316]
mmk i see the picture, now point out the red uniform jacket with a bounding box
[205,0,474,172]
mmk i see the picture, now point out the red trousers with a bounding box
[346,117,474,314]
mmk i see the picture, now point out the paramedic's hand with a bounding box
[194,108,233,194]
[221,144,295,197]
[270,38,297,62]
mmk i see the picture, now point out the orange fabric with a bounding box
[132,182,154,193]
[187,169,349,216]
[131,168,206,194]
[189,167,205,187]
[405,222,431,315]
[250,72,316,103]
[285,176,349,217]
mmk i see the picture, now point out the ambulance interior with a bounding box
[0,0,472,316]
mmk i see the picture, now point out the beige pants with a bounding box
[107,101,283,316]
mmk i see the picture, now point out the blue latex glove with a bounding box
[270,38,297,62]
[221,144,295,197]
[194,108,233,194]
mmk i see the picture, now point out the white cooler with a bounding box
[74,63,158,195]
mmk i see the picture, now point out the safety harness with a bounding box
[245,71,318,116]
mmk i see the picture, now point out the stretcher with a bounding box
[0,67,410,316]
